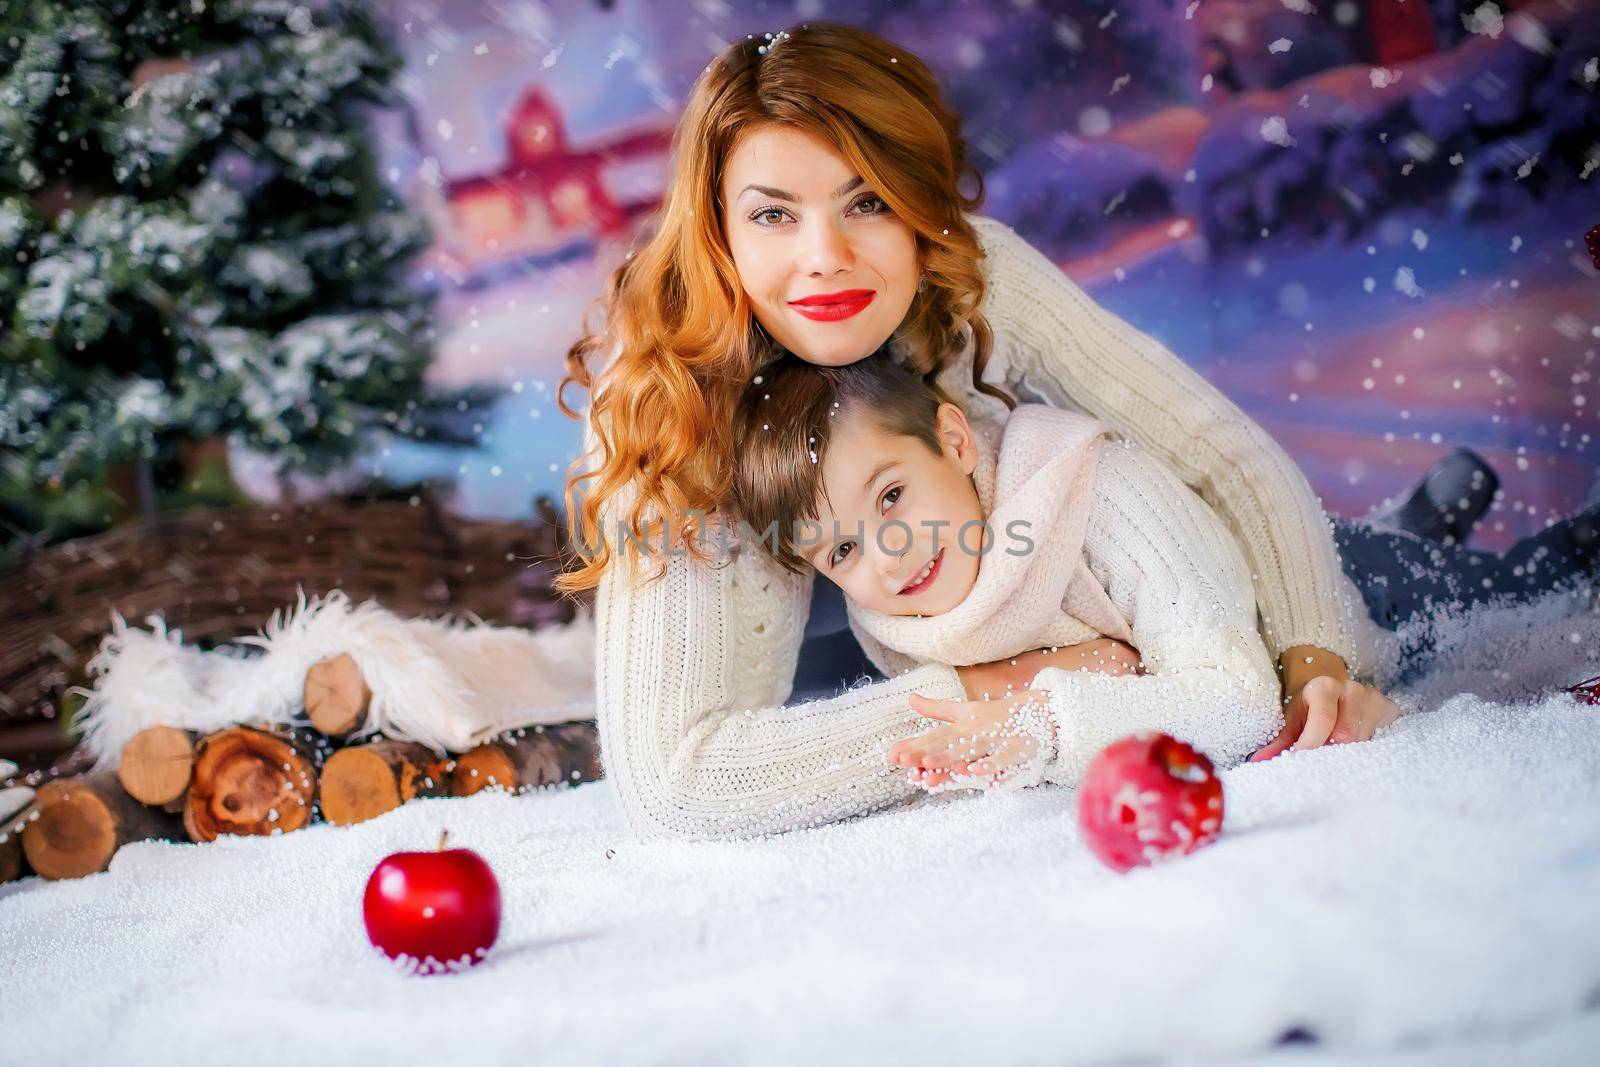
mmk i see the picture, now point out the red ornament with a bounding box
[363,829,502,975]
[1587,224,1600,272]
[1566,675,1600,705]
[1077,732,1224,873]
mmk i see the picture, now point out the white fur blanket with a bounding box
[3,592,1598,1066]
[71,589,598,767]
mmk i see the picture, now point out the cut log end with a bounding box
[318,741,452,827]
[449,722,601,798]
[185,728,317,843]
[22,775,183,880]
[118,726,196,806]
[304,653,371,738]
[449,744,521,798]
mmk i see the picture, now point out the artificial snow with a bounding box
[1259,116,1296,148]
[2,592,1599,1066]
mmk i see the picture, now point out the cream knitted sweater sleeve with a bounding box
[581,416,969,842]
[1030,440,1284,787]
[969,215,1358,665]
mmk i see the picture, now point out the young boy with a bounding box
[730,350,1291,790]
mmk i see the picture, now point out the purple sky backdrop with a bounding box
[233,0,1597,552]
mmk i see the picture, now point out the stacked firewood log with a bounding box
[1,654,602,884]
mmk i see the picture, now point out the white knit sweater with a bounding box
[843,403,1290,788]
[584,214,1369,841]
[1032,433,1289,784]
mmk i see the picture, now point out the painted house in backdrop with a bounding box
[413,85,671,289]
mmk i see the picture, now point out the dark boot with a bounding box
[1366,448,1500,546]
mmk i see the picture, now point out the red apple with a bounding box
[363,829,501,975]
[1077,731,1224,873]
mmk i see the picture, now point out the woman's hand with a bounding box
[889,690,1058,792]
[1249,647,1400,761]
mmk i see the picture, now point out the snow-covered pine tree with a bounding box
[0,0,497,524]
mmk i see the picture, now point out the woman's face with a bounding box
[720,125,921,367]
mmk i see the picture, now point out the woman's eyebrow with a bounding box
[738,176,865,202]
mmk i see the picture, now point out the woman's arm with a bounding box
[593,523,968,840]
[1028,441,1283,785]
[580,416,967,840]
[969,215,1361,674]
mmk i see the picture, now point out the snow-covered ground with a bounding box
[3,591,1599,1065]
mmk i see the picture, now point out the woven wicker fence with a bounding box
[0,494,587,778]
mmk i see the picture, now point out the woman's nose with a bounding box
[801,218,853,276]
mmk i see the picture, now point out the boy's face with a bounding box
[803,403,985,616]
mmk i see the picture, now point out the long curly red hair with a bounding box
[555,21,1014,595]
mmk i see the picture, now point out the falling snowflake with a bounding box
[1260,116,1297,148]
[1462,3,1505,38]
[1394,267,1424,298]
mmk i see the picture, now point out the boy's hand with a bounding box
[891,640,1136,790]
[890,690,1056,792]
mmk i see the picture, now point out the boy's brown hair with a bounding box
[730,349,962,574]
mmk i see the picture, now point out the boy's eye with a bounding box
[881,486,901,512]
[829,541,855,567]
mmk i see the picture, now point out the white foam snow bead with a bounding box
[70,589,599,772]
[0,758,16,785]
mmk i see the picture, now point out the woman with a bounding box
[555,23,1403,840]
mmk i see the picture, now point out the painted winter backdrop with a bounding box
[11,0,1596,547]
[352,0,1598,551]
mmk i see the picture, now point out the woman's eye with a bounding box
[880,486,901,512]
[749,206,790,226]
[830,542,855,566]
[853,195,888,216]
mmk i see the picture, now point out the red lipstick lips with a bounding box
[789,289,875,322]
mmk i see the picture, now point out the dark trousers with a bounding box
[1334,506,1600,678]
[790,507,1600,701]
